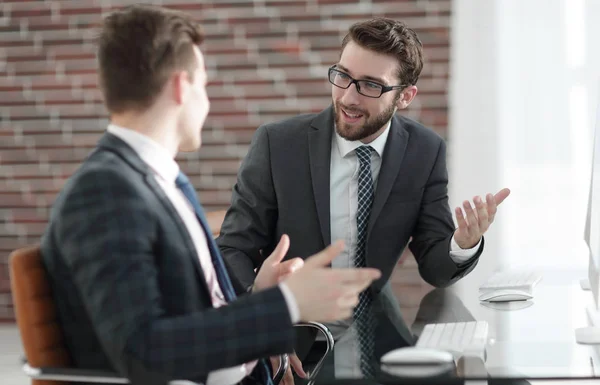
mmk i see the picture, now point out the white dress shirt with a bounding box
[326,120,481,378]
[107,125,299,385]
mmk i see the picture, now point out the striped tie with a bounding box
[353,146,377,378]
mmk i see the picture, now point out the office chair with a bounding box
[9,245,289,385]
[9,210,334,384]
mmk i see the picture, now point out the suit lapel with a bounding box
[97,133,212,297]
[367,115,409,237]
[308,106,334,246]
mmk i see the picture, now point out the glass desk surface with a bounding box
[302,269,600,384]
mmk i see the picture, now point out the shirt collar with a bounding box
[334,119,391,159]
[107,124,180,183]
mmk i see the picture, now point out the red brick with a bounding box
[316,0,363,3]
[3,44,47,61]
[3,147,93,164]
[1,119,106,135]
[10,222,50,237]
[47,45,96,59]
[0,236,37,253]
[8,207,49,224]
[0,178,66,193]
[244,28,288,39]
[257,1,307,7]
[6,104,106,120]
[0,163,81,179]
[0,192,36,208]
[0,91,34,107]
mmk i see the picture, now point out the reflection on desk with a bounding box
[300,269,600,383]
[479,301,534,311]
[406,269,600,381]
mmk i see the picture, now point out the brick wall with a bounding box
[0,0,450,322]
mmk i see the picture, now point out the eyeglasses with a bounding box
[328,66,406,98]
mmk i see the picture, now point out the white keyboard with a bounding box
[416,321,488,361]
[479,270,542,293]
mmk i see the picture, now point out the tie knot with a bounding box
[175,171,190,188]
[355,145,373,165]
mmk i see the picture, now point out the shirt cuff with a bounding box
[449,235,482,263]
[278,282,300,324]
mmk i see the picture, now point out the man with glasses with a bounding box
[217,18,510,382]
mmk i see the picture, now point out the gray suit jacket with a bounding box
[217,105,482,361]
[41,133,295,385]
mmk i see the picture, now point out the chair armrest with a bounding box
[23,362,129,383]
[293,321,335,385]
[295,321,334,352]
[272,354,290,385]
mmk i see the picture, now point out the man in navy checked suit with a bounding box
[40,5,381,385]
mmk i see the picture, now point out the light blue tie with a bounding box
[175,171,274,385]
[354,146,377,378]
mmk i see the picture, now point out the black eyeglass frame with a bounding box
[327,65,407,98]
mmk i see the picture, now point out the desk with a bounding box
[312,268,600,383]
[455,269,598,379]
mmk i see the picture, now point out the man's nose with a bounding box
[340,82,362,106]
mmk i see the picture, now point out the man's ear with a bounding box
[396,85,418,110]
[172,71,190,105]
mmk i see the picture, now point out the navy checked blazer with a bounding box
[40,132,295,385]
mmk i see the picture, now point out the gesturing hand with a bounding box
[454,188,511,249]
[284,240,381,322]
[254,235,304,292]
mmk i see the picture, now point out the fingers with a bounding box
[455,206,469,234]
[473,196,489,231]
[338,291,360,308]
[494,187,511,205]
[304,240,345,269]
[269,356,279,374]
[277,259,304,282]
[335,267,381,284]
[462,200,480,235]
[277,258,304,281]
[266,234,290,264]
[326,268,381,304]
[455,188,510,241]
[321,268,380,316]
[485,193,497,223]
[283,366,294,385]
[290,353,307,378]
[334,288,368,319]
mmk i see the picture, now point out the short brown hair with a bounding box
[341,18,423,86]
[97,4,204,113]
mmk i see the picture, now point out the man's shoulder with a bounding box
[396,114,445,145]
[69,148,138,187]
[396,115,444,143]
[42,148,145,252]
[53,148,143,210]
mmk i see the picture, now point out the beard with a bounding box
[334,100,398,141]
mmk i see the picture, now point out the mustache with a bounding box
[336,103,367,116]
